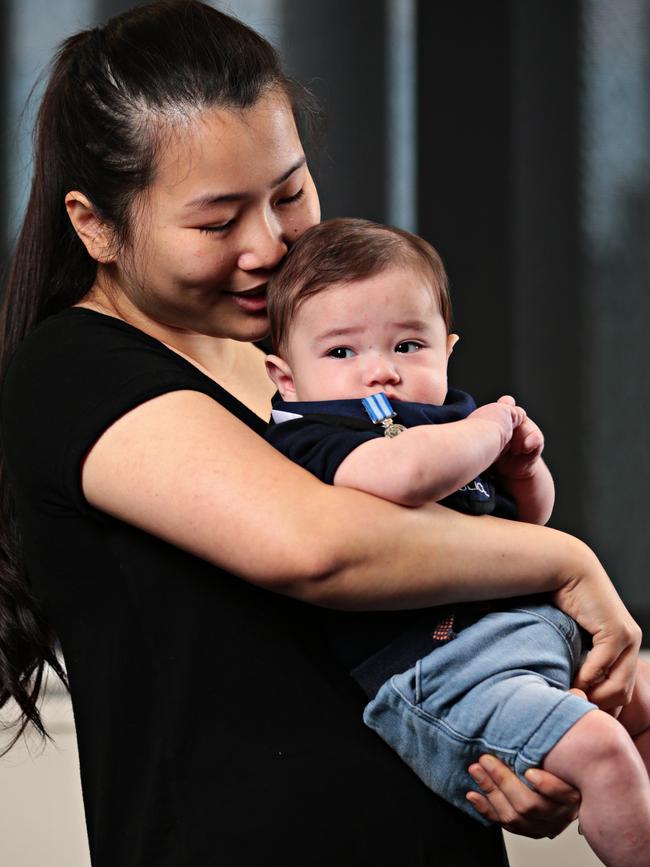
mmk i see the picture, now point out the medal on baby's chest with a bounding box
[362,393,406,437]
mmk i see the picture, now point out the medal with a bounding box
[361,393,406,437]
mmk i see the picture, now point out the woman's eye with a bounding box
[277,188,304,206]
[395,341,422,353]
[198,220,235,235]
[327,347,355,359]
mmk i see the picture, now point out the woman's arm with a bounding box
[78,391,564,605]
[82,389,640,708]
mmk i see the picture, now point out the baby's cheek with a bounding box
[420,373,447,405]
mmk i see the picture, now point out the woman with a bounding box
[0,2,639,865]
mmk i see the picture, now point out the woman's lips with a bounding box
[228,285,267,314]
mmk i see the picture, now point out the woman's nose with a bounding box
[364,355,401,388]
[237,212,288,272]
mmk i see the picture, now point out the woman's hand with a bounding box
[465,688,588,837]
[553,542,642,712]
[465,754,581,838]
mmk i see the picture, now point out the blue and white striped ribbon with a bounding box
[362,392,396,424]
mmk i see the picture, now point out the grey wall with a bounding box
[580,0,650,622]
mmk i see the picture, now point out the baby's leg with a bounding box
[617,658,650,774]
[543,708,650,867]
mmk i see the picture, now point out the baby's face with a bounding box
[277,266,457,404]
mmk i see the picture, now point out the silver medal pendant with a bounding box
[382,419,406,438]
[362,393,406,438]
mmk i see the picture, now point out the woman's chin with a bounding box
[222,314,271,344]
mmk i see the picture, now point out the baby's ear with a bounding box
[447,333,460,357]
[265,355,298,401]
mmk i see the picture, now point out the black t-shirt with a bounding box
[1,308,506,867]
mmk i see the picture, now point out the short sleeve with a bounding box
[266,416,379,484]
[1,309,262,517]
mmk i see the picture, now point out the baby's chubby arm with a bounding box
[333,398,524,507]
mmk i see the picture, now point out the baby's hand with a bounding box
[491,397,554,525]
[496,415,545,481]
[468,396,525,453]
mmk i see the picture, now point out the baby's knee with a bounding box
[572,709,637,765]
[543,707,645,790]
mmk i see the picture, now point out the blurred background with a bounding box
[1,1,648,865]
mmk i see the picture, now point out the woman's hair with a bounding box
[267,218,452,355]
[0,0,317,751]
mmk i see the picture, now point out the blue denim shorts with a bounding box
[363,602,597,825]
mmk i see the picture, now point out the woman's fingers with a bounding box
[466,755,580,838]
[467,757,533,830]
[465,789,500,824]
[523,768,581,808]
[467,761,513,825]
[575,640,638,710]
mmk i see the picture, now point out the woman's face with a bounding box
[106,90,320,342]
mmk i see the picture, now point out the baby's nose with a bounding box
[364,355,401,387]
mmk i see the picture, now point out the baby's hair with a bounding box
[268,218,452,354]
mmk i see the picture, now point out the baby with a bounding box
[264,218,650,867]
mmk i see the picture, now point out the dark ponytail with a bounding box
[0,0,318,750]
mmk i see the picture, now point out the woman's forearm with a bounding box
[287,490,577,610]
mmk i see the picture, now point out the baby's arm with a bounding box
[493,399,555,525]
[333,399,523,507]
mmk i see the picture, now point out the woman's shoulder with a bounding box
[7,307,179,374]
[1,307,262,457]
[3,308,203,421]
[5,307,223,400]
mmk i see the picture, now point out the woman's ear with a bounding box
[65,191,117,263]
[447,333,460,357]
[265,355,299,401]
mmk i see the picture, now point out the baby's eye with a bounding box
[327,347,355,359]
[395,341,422,353]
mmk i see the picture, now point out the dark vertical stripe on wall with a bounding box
[417,1,584,536]
[281,0,388,222]
[510,0,583,536]
[416,1,513,405]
